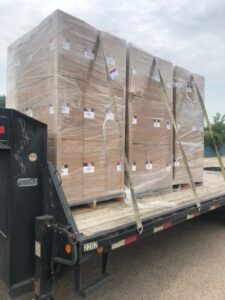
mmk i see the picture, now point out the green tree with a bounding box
[204,113,225,151]
[0,95,6,108]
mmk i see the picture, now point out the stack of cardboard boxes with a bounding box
[7,10,126,205]
[126,45,173,196]
[7,10,205,205]
[173,66,204,185]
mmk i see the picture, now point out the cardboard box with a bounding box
[173,66,204,185]
[126,45,173,195]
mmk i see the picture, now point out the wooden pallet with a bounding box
[72,196,125,213]
[173,182,203,191]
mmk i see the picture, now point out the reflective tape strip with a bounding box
[111,235,137,250]
[111,240,125,250]
[210,205,216,211]
[154,222,172,233]
[210,203,220,211]
[154,225,164,233]
[187,211,200,220]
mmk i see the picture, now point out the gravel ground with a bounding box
[1,209,225,300]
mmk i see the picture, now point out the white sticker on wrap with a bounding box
[146,162,153,170]
[84,49,95,60]
[153,73,160,82]
[117,163,122,172]
[84,109,95,119]
[49,105,54,115]
[26,109,33,117]
[177,123,181,129]
[132,116,137,125]
[154,120,161,128]
[62,41,70,50]
[167,122,171,130]
[107,56,116,66]
[132,163,137,172]
[174,161,180,167]
[83,164,95,173]
[61,105,70,115]
[187,87,192,93]
[192,126,197,131]
[109,67,119,80]
[106,111,115,121]
[132,67,137,75]
[61,167,69,177]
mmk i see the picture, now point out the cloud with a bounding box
[0,0,224,117]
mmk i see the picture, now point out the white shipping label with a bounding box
[173,80,182,88]
[154,120,161,128]
[117,163,122,172]
[26,109,33,117]
[132,67,137,75]
[35,241,41,257]
[167,122,171,130]
[132,116,137,125]
[83,164,95,173]
[49,105,54,115]
[132,164,137,172]
[106,111,115,121]
[107,56,116,66]
[61,167,69,177]
[84,49,95,60]
[61,105,70,115]
[84,109,95,119]
[146,162,153,170]
[62,41,70,50]
[174,161,180,167]
[109,67,119,80]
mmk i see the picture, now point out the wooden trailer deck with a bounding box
[72,171,225,237]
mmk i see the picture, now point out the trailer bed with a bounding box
[72,171,225,238]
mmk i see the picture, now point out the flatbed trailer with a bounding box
[0,109,225,300]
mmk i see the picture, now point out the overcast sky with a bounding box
[0,0,225,118]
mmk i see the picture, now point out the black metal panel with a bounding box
[0,109,47,296]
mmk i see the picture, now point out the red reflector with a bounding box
[163,222,172,229]
[193,211,200,217]
[0,126,5,134]
[125,235,137,245]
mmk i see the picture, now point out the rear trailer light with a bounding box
[0,126,5,134]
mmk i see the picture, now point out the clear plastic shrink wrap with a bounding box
[173,66,204,185]
[7,10,126,205]
[126,44,173,196]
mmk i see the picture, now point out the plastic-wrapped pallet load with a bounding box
[7,10,126,205]
[173,66,204,185]
[126,44,173,196]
